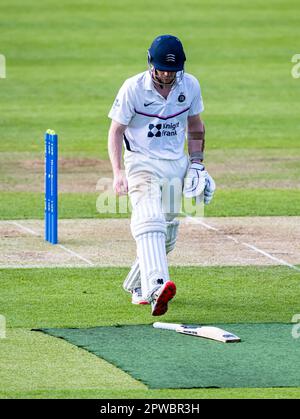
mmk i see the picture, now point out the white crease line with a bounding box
[58,244,94,266]
[242,243,300,272]
[0,264,97,269]
[6,221,95,267]
[185,216,300,272]
[9,221,39,236]
[225,235,240,244]
[0,263,231,269]
[185,217,218,231]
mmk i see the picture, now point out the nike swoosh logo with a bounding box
[144,101,155,107]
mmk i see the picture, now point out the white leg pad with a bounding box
[136,231,169,300]
[123,258,140,292]
[130,197,169,299]
[123,219,179,292]
[130,197,166,238]
[165,219,180,254]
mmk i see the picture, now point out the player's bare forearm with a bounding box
[185,114,216,205]
[108,120,128,195]
[187,114,205,163]
[108,120,127,175]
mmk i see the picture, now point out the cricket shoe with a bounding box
[131,288,149,305]
[151,281,176,316]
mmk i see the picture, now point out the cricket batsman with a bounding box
[108,35,215,316]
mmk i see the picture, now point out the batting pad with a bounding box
[36,323,300,389]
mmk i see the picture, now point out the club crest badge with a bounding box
[178,93,185,103]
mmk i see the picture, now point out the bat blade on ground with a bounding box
[153,322,241,343]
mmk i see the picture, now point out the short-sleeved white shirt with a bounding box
[108,71,204,160]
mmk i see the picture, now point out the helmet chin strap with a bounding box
[149,67,176,89]
[148,65,184,90]
[154,70,176,87]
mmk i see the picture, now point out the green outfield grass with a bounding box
[1,0,300,217]
[0,189,299,219]
[0,265,300,398]
[1,388,300,400]
[2,265,300,327]
[1,0,300,154]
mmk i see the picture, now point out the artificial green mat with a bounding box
[37,323,300,389]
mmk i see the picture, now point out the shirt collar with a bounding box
[144,70,153,91]
[143,70,184,91]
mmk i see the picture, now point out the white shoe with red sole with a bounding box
[151,281,176,316]
[131,288,149,305]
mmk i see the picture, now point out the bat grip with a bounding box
[153,322,181,331]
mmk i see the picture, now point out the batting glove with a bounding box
[183,162,216,205]
[203,173,216,204]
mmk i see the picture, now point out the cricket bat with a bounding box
[153,322,241,343]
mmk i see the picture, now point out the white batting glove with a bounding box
[183,162,216,205]
[203,173,216,204]
[183,162,206,198]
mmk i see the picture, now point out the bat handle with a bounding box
[153,322,181,331]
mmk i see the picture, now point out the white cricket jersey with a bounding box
[108,71,204,160]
